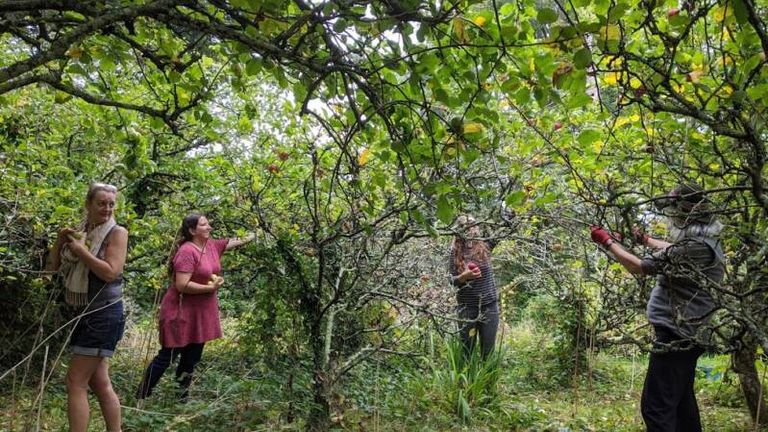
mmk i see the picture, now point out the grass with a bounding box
[0,318,761,431]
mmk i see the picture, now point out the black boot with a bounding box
[136,366,164,399]
[176,371,193,402]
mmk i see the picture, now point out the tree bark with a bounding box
[732,339,768,427]
[308,319,330,432]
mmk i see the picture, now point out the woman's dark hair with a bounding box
[451,215,490,271]
[452,237,490,272]
[166,213,203,278]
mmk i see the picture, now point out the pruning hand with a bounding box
[589,225,613,246]
[632,227,650,245]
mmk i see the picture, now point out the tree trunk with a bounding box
[308,321,330,431]
[732,340,768,427]
[304,296,330,431]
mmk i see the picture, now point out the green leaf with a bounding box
[537,8,559,25]
[434,87,450,104]
[436,195,454,224]
[732,0,748,25]
[573,48,593,69]
[237,115,253,134]
[566,92,592,109]
[515,87,530,105]
[746,84,768,101]
[578,129,602,146]
[535,192,557,205]
[505,191,526,208]
[245,59,261,76]
[607,3,630,22]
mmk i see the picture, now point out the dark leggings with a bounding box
[641,326,704,432]
[136,343,205,400]
[457,301,499,358]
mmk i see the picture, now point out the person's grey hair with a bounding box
[657,183,719,228]
[454,214,478,232]
[86,182,118,202]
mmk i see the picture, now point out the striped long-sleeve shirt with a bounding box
[448,244,499,307]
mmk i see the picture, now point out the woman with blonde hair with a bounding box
[48,183,128,432]
[448,215,500,358]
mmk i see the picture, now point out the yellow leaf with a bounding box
[473,16,487,27]
[469,328,477,337]
[453,17,467,42]
[592,140,604,153]
[602,55,622,67]
[604,72,621,85]
[614,114,639,128]
[713,6,730,22]
[709,163,720,171]
[614,117,630,128]
[66,47,83,59]
[687,69,705,83]
[630,77,643,89]
[599,25,621,41]
[358,148,371,166]
[463,122,483,133]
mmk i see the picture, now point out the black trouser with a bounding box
[457,301,499,358]
[641,326,704,432]
[136,343,205,400]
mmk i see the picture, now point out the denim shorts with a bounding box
[70,300,125,358]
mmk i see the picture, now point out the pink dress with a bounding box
[158,238,229,348]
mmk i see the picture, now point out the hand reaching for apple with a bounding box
[208,274,224,289]
[60,228,87,255]
[57,227,77,244]
[458,261,482,282]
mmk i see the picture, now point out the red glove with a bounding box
[590,225,613,246]
[632,227,650,245]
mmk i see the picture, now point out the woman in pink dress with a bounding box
[136,213,253,400]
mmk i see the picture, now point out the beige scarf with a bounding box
[59,218,116,306]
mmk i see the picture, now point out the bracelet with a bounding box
[604,239,613,247]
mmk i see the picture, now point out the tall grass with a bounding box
[431,338,505,422]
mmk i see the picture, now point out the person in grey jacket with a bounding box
[448,215,500,358]
[590,183,725,432]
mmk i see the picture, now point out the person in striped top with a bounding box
[448,215,500,358]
